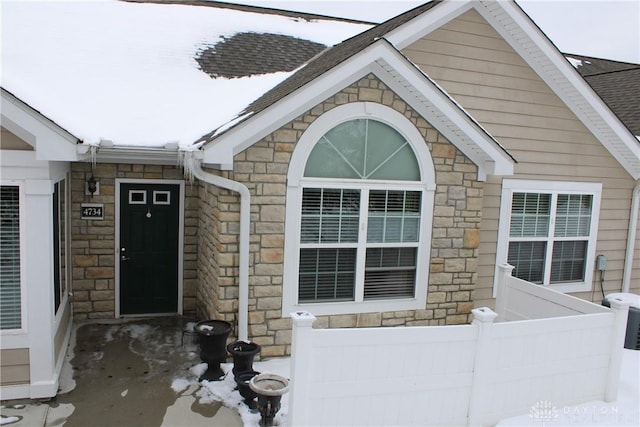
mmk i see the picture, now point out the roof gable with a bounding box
[384,0,640,179]
[1,89,80,161]
[202,39,514,179]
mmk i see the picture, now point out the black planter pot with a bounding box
[255,393,284,427]
[227,340,261,376]
[234,370,260,410]
[249,373,289,427]
[195,320,232,381]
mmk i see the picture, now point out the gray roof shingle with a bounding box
[567,54,640,136]
[196,32,326,79]
[199,1,442,144]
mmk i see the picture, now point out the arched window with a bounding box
[304,119,420,181]
[283,103,435,316]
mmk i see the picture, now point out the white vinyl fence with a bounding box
[287,264,630,427]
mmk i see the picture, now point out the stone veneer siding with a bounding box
[196,74,483,357]
[70,163,199,320]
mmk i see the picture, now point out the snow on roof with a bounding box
[1,0,370,148]
[566,55,592,69]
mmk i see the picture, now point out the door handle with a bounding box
[121,247,130,262]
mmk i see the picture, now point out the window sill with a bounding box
[282,297,425,317]
[547,282,592,294]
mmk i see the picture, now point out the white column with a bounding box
[605,297,630,402]
[287,311,316,427]
[25,179,57,398]
[467,307,498,427]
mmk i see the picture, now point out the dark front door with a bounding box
[119,183,180,315]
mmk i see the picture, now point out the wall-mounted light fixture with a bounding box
[86,175,99,197]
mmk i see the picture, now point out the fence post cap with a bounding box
[472,307,498,322]
[607,298,631,310]
[290,311,316,326]
[498,263,515,273]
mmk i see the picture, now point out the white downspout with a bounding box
[622,183,640,293]
[186,155,250,342]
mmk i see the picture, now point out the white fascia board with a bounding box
[473,1,640,179]
[1,90,80,162]
[203,41,514,178]
[385,0,474,50]
[201,50,384,167]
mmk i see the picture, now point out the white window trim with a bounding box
[282,102,435,316]
[53,175,71,321]
[493,179,602,295]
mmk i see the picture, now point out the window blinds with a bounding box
[0,186,21,330]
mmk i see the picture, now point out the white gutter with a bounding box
[184,153,250,341]
[622,183,640,293]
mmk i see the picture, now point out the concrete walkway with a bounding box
[1,317,244,427]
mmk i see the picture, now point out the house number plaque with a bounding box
[81,203,104,220]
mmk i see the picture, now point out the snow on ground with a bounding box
[174,358,291,427]
[497,348,640,427]
[0,415,20,425]
[176,349,639,427]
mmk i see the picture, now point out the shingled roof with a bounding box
[199,1,443,144]
[196,32,326,79]
[566,54,640,136]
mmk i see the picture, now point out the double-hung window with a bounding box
[299,187,422,303]
[284,108,435,316]
[1,185,22,330]
[496,180,601,293]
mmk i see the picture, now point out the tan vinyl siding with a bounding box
[0,348,30,386]
[403,9,639,306]
[0,126,33,150]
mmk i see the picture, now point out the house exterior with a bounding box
[1,0,638,400]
